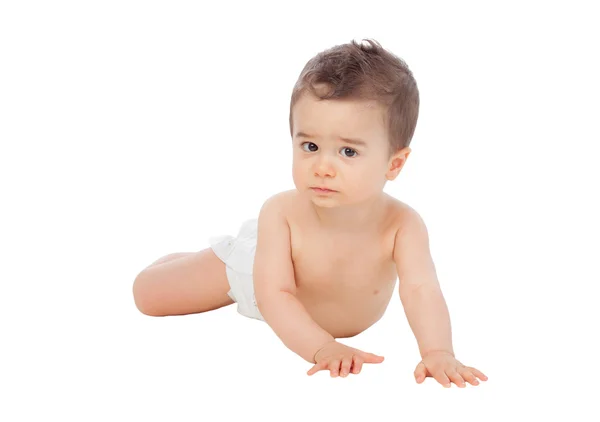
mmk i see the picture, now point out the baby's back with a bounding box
[278,189,404,338]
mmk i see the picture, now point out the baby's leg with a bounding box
[132,248,234,316]
[147,252,191,268]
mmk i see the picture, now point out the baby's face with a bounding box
[291,90,402,208]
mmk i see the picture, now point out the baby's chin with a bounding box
[301,189,339,205]
[310,199,339,209]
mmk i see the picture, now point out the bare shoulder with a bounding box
[386,194,416,222]
[257,189,300,226]
[259,189,296,213]
[386,195,427,237]
[388,197,437,289]
[388,196,432,263]
[275,189,300,208]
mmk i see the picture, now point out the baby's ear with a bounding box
[386,150,410,180]
[386,164,402,180]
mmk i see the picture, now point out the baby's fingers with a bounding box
[468,367,488,381]
[358,351,385,363]
[351,355,364,374]
[329,359,341,377]
[433,370,452,388]
[307,360,328,376]
[414,361,427,383]
[340,357,353,377]
[460,370,480,386]
[446,370,466,388]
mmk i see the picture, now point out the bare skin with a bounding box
[133,195,487,386]
[284,188,401,339]
[133,189,399,336]
[133,86,488,387]
[132,249,233,316]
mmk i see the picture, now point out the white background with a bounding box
[1,0,599,420]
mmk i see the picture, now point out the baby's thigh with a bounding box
[133,248,234,316]
[147,252,192,268]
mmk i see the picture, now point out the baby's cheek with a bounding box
[291,167,305,189]
[351,174,373,191]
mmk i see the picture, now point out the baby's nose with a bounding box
[313,158,335,177]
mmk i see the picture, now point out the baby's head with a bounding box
[289,39,419,207]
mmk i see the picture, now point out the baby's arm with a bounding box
[253,195,334,363]
[393,207,488,387]
[393,208,453,357]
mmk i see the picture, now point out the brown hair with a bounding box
[289,39,419,157]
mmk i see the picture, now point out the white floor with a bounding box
[2,2,599,420]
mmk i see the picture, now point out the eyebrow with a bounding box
[295,131,368,147]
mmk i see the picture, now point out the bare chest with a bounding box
[289,224,398,299]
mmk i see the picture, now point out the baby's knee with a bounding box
[132,271,160,316]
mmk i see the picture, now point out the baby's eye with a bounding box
[301,142,358,158]
[301,142,318,152]
[340,147,358,158]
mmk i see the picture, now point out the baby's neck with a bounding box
[310,194,387,233]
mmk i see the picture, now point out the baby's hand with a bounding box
[307,340,385,377]
[415,351,488,388]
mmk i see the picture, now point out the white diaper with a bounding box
[208,219,265,322]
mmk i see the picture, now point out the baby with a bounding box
[132,39,487,388]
